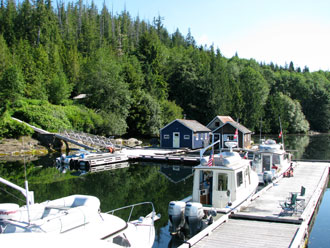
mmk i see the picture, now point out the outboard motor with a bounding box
[168,201,186,234]
[263,171,272,184]
[184,202,204,237]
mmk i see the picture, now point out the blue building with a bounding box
[160,119,211,149]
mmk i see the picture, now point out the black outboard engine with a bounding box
[184,202,204,237]
[168,201,186,234]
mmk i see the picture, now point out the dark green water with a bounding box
[0,134,329,247]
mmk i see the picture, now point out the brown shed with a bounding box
[212,121,253,149]
[206,116,235,131]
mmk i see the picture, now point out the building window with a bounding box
[164,134,170,139]
[194,133,198,140]
[215,121,220,127]
[225,134,235,141]
[184,135,190,140]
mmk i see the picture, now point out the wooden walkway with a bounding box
[192,219,299,248]
[180,162,329,248]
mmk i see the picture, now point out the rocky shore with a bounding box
[0,136,146,160]
[0,136,49,161]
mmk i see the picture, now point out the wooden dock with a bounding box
[121,147,200,164]
[69,152,129,171]
[179,161,329,248]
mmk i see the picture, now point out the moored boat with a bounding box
[251,139,292,184]
[168,141,259,238]
[0,177,159,247]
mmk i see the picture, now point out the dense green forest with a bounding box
[0,0,329,139]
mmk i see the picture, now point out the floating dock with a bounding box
[179,161,329,248]
[69,152,129,171]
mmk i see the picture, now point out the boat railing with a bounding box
[200,140,241,160]
[0,177,34,205]
[200,140,221,159]
[106,202,157,224]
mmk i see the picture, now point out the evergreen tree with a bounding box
[0,65,25,102]
[239,66,269,130]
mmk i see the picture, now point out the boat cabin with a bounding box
[192,152,256,210]
[252,140,292,182]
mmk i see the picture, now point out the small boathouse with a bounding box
[212,120,253,149]
[160,119,211,149]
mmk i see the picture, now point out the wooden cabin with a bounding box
[160,119,211,149]
[212,121,253,149]
[206,116,234,131]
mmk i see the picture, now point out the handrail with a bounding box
[106,202,156,223]
[199,140,221,159]
[0,177,34,205]
[199,140,238,160]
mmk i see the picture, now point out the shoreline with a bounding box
[0,137,49,159]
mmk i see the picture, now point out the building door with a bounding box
[173,132,180,148]
[213,133,221,149]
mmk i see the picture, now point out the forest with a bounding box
[0,0,330,139]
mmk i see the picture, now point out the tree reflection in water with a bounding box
[1,134,330,248]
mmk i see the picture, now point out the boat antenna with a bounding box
[279,116,284,150]
[259,117,262,143]
[23,137,31,223]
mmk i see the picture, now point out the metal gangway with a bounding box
[11,117,115,151]
[58,130,115,149]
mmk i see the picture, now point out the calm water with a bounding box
[0,134,329,247]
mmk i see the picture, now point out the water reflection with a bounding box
[0,159,193,245]
[159,164,193,184]
[1,134,330,248]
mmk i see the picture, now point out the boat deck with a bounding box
[180,161,329,248]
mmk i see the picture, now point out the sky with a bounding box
[83,0,330,71]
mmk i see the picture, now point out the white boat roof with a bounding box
[258,139,285,154]
[197,151,249,171]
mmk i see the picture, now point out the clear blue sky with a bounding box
[82,0,330,71]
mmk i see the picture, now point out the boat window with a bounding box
[245,168,251,185]
[113,234,131,247]
[1,223,30,233]
[236,171,243,187]
[253,153,261,162]
[217,173,228,191]
[262,155,271,171]
[273,154,280,165]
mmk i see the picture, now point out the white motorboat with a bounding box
[56,150,128,173]
[251,139,292,184]
[0,177,159,248]
[168,141,259,237]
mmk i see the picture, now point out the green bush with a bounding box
[0,111,33,138]
[7,99,104,134]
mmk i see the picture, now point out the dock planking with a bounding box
[179,161,329,248]
[192,219,299,248]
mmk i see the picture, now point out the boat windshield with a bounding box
[0,222,29,234]
[273,154,280,165]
